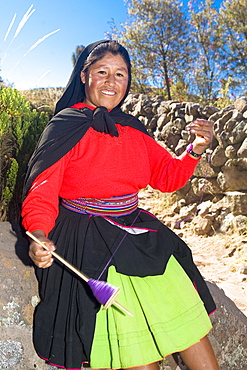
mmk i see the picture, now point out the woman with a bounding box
[22,40,219,370]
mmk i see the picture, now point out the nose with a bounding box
[105,73,116,85]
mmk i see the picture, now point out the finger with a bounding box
[34,258,54,269]
[30,238,55,253]
[187,122,213,141]
[29,248,54,268]
[29,239,55,268]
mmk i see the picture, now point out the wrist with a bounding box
[30,229,46,238]
[186,143,203,159]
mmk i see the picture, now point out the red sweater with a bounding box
[22,107,199,236]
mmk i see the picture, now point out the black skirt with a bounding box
[33,205,216,369]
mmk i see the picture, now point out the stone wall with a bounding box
[122,94,247,235]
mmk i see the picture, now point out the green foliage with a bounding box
[2,158,18,207]
[0,87,49,221]
[214,77,235,109]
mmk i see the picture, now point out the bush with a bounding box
[0,87,49,221]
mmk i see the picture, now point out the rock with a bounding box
[229,120,247,145]
[174,139,187,156]
[179,203,198,220]
[239,265,247,275]
[218,212,234,233]
[233,215,247,234]
[209,110,222,122]
[160,124,181,149]
[206,282,247,369]
[157,113,170,130]
[0,222,50,369]
[184,113,194,123]
[217,162,247,191]
[193,156,219,178]
[192,216,213,235]
[146,115,158,131]
[210,146,227,167]
[157,100,172,115]
[225,144,240,159]
[202,105,219,117]
[234,96,247,113]
[237,137,247,158]
[191,177,222,196]
[184,102,200,116]
[197,200,212,217]
[132,99,143,116]
[180,129,191,141]
[224,191,247,216]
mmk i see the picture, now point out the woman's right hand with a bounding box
[28,230,56,268]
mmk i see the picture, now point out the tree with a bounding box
[71,45,85,66]
[217,0,247,97]
[188,0,224,103]
[110,0,191,100]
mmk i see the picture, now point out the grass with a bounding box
[20,87,64,115]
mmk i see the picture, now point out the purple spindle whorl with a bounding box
[87,279,119,305]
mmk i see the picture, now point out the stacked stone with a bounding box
[122,95,247,236]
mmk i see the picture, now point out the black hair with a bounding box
[82,40,131,76]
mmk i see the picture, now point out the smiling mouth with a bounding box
[101,90,116,96]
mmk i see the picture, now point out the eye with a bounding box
[117,71,128,78]
[98,70,106,75]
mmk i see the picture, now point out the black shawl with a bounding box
[24,106,149,195]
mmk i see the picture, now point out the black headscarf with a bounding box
[23,40,149,195]
[54,40,131,115]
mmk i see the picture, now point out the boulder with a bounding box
[224,191,247,216]
[0,222,49,369]
[210,146,227,167]
[192,215,213,235]
[237,137,247,158]
[234,96,247,114]
[193,156,219,178]
[217,161,247,192]
[229,120,247,145]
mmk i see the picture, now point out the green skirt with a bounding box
[90,255,212,369]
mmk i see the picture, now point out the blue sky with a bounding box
[0,0,222,90]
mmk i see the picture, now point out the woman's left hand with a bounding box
[187,119,213,155]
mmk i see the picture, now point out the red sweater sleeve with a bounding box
[22,154,70,236]
[143,134,199,192]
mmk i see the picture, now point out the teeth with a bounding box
[101,90,116,96]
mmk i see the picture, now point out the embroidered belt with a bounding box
[61,193,139,217]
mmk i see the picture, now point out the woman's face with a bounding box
[80,52,129,110]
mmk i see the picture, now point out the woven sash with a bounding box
[61,193,138,217]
